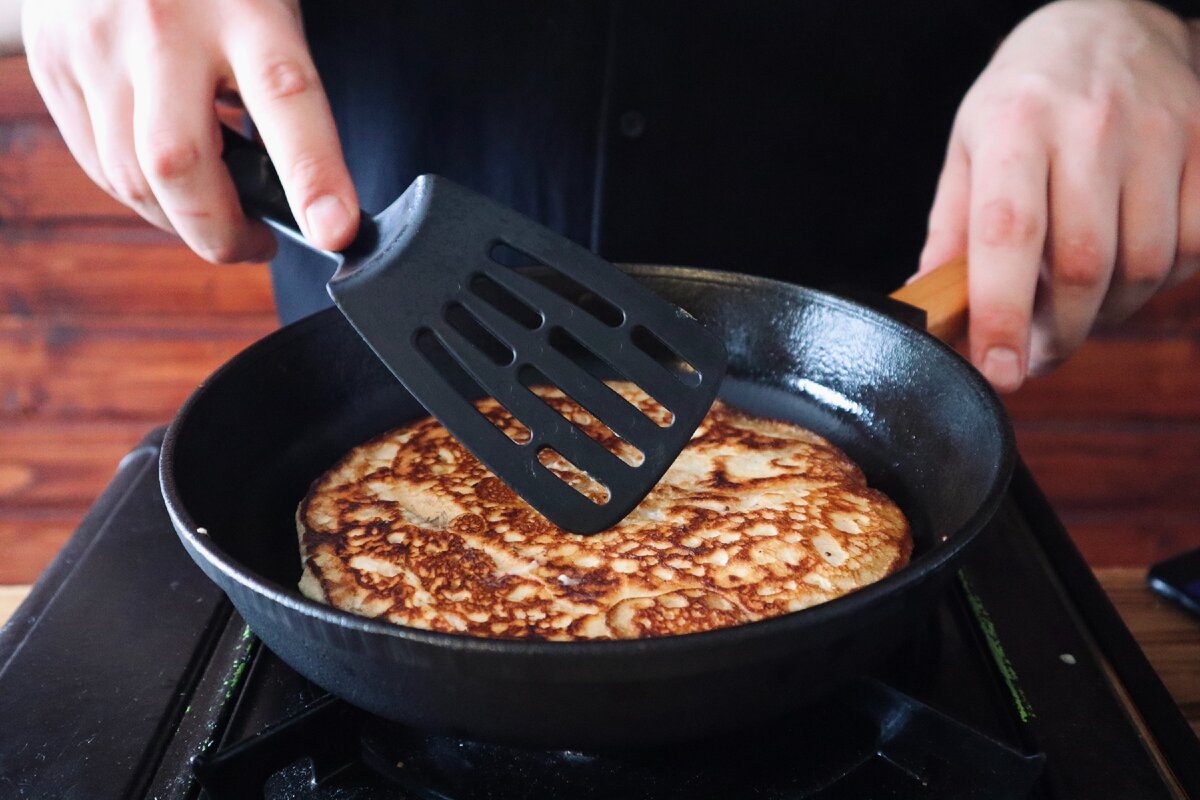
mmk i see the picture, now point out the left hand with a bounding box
[916,0,1200,392]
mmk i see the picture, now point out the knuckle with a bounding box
[107,164,153,206]
[254,57,315,102]
[1007,92,1045,127]
[976,198,1043,249]
[281,152,337,202]
[143,135,201,182]
[990,79,1051,128]
[78,15,113,55]
[972,304,1029,344]
[1135,106,1177,146]
[1052,233,1107,288]
[136,0,183,37]
[1075,94,1121,147]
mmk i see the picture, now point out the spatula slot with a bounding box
[548,328,675,429]
[413,327,530,445]
[488,241,625,328]
[486,240,540,269]
[519,366,646,468]
[469,274,543,330]
[486,405,533,445]
[444,302,515,367]
[631,325,701,387]
[536,446,610,505]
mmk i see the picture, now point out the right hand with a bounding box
[22,0,360,263]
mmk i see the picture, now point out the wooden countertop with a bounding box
[2,568,1196,738]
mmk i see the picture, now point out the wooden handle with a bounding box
[889,255,969,342]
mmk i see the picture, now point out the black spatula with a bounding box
[221,127,726,534]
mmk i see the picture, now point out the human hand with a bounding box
[916,0,1200,392]
[22,0,359,262]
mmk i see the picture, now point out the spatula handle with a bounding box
[220,125,379,257]
[888,255,969,342]
[219,125,311,247]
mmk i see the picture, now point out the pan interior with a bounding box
[167,266,1008,598]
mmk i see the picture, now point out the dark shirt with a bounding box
[277,1,1037,324]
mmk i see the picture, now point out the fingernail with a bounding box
[981,347,1023,392]
[305,194,352,245]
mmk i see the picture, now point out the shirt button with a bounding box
[618,111,646,139]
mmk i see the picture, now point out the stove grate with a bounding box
[194,681,1043,800]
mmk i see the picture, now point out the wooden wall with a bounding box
[1,57,1197,584]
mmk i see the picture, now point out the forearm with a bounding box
[0,0,23,57]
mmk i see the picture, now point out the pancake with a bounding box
[297,382,912,640]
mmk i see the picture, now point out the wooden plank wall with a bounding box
[1,57,1197,584]
[0,58,275,582]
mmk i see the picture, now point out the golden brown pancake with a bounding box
[297,382,911,640]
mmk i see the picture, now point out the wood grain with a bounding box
[1061,518,1200,569]
[0,419,147,508]
[0,316,275,419]
[0,513,82,584]
[0,57,48,120]
[1095,566,1200,739]
[1005,336,1200,422]
[1017,425,1200,516]
[0,120,138,222]
[889,255,968,341]
[0,225,274,316]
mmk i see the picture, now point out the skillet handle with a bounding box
[889,255,969,342]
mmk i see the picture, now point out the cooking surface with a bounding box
[1,430,1197,799]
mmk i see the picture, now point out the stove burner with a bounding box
[194,681,1042,800]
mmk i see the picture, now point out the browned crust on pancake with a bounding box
[298,383,912,640]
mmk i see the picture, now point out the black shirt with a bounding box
[277,1,1037,323]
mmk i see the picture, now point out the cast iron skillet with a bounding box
[160,263,1014,749]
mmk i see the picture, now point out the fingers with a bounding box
[1027,137,1120,376]
[30,67,110,199]
[918,139,970,276]
[78,77,174,232]
[1170,147,1200,288]
[129,41,275,263]
[1098,125,1184,324]
[224,8,359,250]
[966,140,1049,393]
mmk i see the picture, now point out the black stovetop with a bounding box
[1,429,1197,799]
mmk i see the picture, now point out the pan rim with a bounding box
[160,264,1015,658]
